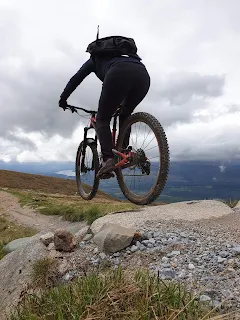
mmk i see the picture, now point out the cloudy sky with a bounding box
[0,0,239,163]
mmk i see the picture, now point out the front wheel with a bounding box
[116,112,170,205]
[75,141,100,200]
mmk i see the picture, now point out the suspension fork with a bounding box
[112,113,118,148]
[80,128,88,172]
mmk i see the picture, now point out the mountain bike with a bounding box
[65,105,169,205]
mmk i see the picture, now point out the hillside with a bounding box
[0,170,116,201]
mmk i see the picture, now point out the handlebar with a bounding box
[65,104,96,114]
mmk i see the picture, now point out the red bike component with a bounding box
[112,149,135,169]
[89,116,96,128]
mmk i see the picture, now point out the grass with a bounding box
[0,215,36,260]
[221,199,239,208]
[10,268,218,320]
[9,189,138,224]
[31,257,58,289]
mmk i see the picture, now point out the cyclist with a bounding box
[59,35,150,178]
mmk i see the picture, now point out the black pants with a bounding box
[96,62,150,161]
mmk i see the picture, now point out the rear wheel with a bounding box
[116,112,169,205]
[76,141,100,200]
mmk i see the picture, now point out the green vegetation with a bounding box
[221,198,239,208]
[0,215,36,260]
[10,190,138,224]
[10,268,218,320]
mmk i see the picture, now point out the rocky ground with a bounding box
[1,197,240,318]
[63,206,240,313]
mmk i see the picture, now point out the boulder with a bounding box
[93,223,136,253]
[4,236,35,253]
[54,229,75,252]
[0,235,48,319]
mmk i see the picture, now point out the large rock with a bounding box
[91,200,234,233]
[0,235,48,320]
[93,223,136,253]
[54,229,75,252]
[4,236,35,253]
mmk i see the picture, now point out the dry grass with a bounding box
[31,257,58,289]
[0,169,116,200]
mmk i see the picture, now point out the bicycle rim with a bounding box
[76,141,99,200]
[116,112,169,205]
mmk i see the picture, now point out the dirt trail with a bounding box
[0,191,85,232]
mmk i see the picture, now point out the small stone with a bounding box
[79,241,86,248]
[131,245,138,253]
[48,249,63,259]
[40,232,54,246]
[161,263,171,268]
[148,238,156,245]
[219,251,230,258]
[161,269,176,280]
[167,251,180,257]
[47,243,55,251]
[172,263,177,268]
[92,258,100,265]
[99,252,107,260]
[189,236,197,241]
[73,226,90,243]
[162,256,169,263]
[83,233,93,241]
[227,267,235,272]
[153,231,161,238]
[232,246,240,254]
[63,270,76,281]
[188,263,195,270]
[147,243,154,248]
[113,252,120,257]
[139,245,146,251]
[180,232,187,238]
[136,241,142,248]
[93,247,99,254]
[200,295,211,302]
[227,259,234,265]
[212,300,221,308]
[217,257,226,263]
[142,240,149,246]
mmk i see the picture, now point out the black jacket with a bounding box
[60,55,144,100]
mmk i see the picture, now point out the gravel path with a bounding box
[0,191,85,232]
[70,204,240,313]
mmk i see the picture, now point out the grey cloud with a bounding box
[3,132,37,150]
[155,72,225,105]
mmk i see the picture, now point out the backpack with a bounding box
[86,26,141,60]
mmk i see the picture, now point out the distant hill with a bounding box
[0,170,117,201]
[0,160,239,202]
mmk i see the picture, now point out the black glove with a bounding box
[59,98,68,111]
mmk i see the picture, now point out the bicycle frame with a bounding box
[67,105,131,171]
